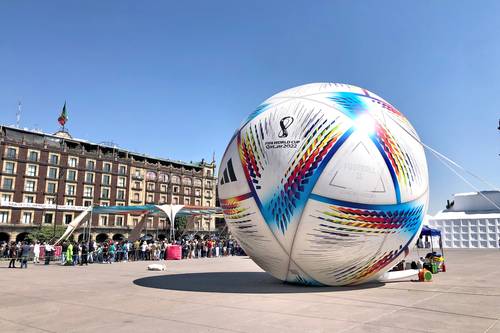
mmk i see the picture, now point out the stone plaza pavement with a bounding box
[0,249,499,333]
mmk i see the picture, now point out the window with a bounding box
[84,186,93,197]
[117,189,125,200]
[147,182,155,191]
[45,196,56,205]
[184,197,190,205]
[147,194,154,203]
[46,182,57,194]
[159,173,168,183]
[86,160,95,170]
[102,174,111,185]
[1,193,12,202]
[44,213,53,224]
[0,211,9,223]
[195,199,201,206]
[83,200,92,207]
[184,187,191,195]
[194,178,202,187]
[160,184,167,192]
[66,198,75,206]
[2,178,13,190]
[117,177,126,187]
[195,189,201,196]
[133,218,139,226]
[171,175,180,184]
[67,170,77,181]
[68,157,78,168]
[115,216,124,227]
[64,214,73,224]
[133,193,140,201]
[28,150,39,162]
[206,181,212,187]
[117,202,124,206]
[24,180,36,192]
[205,190,212,197]
[182,177,192,186]
[160,195,167,204]
[85,172,94,183]
[22,212,33,224]
[101,187,110,199]
[49,154,59,165]
[146,171,156,181]
[100,201,109,206]
[6,147,16,158]
[100,215,108,226]
[26,164,37,177]
[103,162,112,173]
[23,195,35,203]
[172,197,179,204]
[66,184,76,196]
[4,161,15,174]
[134,181,141,190]
[118,165,127,175]
[47,167,58,179]
[205,201,210,206]
[173,186,179,193]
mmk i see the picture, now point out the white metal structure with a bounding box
[428,191,500,248]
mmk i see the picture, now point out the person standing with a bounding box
[44,243,53,265]
[20,241,30,269]
[8,242,17,268]
[80,242,88,266]
[66,242,73,265]
[61,242,68,265]
[109,242,116,263]
[33,241,40,264]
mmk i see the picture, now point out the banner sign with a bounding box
[0,201,88,211]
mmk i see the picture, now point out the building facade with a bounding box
[428,191,500,248]
[0,125,217,243]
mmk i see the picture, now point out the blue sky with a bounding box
[1,1,499,213]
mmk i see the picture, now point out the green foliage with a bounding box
[27,226,67,243]
[175,216,187,233]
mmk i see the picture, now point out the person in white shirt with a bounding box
[33,241,41,264]
[43,243,53,265]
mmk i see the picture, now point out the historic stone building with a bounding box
[0,125,217,243]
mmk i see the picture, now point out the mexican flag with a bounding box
[58,102,68,126]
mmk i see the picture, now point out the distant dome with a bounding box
[53,130,72,139]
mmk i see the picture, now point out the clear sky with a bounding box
[1,1,499,214]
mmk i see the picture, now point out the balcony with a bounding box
[132,175,144,180]
[130,199,142,204]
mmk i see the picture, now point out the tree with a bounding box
[174,215,187,238]
[27,226,67,243]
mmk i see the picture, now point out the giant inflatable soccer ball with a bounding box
[218,83,428,286]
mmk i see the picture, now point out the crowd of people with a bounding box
[0,237,245,268]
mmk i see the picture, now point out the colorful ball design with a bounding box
[218,83,428,286]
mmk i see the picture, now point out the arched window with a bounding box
[159,173,169,183]
[146,171,156,181]
[171,175,180,184]
[182,177,192,186]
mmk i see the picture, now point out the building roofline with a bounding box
[0,124,214,170]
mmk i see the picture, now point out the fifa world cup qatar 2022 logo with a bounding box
[278,116,294,138]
